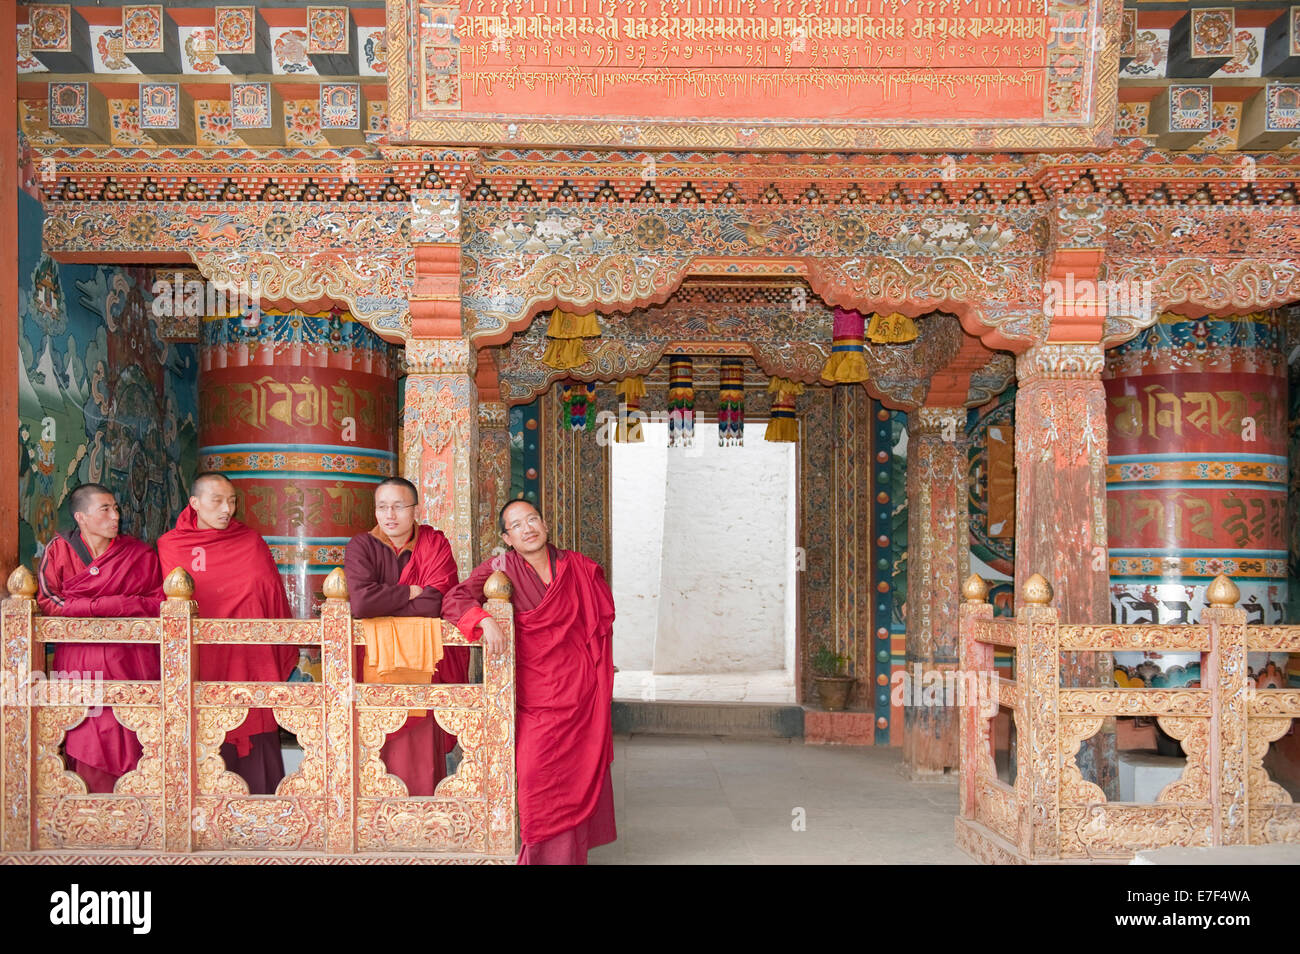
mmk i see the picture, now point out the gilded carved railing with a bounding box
[0,566,517,863]
[956,572,1300,863]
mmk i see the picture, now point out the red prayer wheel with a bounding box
[197,309,398,617]
[1105,311,1290,689]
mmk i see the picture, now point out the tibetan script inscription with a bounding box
[200,375,396,443]
[393,0,1117,149]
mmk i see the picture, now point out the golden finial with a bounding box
[1022,573,1053,606]
[1205,574,1240,607]
[961,574,988,603]
[163,567,195,601]
[7,565,36,599]
[323,567,349,601]
[484,571,513,601]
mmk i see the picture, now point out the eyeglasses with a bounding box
[375,504,415,515]
[504,514,542,534]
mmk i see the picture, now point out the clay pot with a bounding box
[813,676,855,711]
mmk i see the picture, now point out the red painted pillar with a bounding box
[1014,342,1116,796]
[404,191,478,572]
[903,406,969,778]
[0,5,18,573]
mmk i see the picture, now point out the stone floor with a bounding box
[589,735,976,865]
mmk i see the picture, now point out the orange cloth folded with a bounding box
[361,617,444,717]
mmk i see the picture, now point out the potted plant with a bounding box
[810,644,854,711]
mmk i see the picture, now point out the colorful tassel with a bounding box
[616,375,646,443]
[560,382,596,431]
[821,307,870,383]
[718,358,745,446]
[765,377,804,443]
[542,307,601,370]
[867,311,918,343]
[668,357,695,447]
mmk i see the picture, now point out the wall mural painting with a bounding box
[17,189,198,569]
[509,399,541,508]
[967,386,1016,617]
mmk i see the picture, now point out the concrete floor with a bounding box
[589,735,977,865]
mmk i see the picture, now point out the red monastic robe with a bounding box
[444,545,617,865]
[157,506,297,793]
[344,524,466,796]
[37,531,165,793]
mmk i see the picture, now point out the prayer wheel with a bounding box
[1104,311,1291,688]
[197,309,398,617]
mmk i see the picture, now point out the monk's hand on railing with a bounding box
[479,617,508,655]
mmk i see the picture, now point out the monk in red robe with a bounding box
[344,476,466,796]
[37,483,166,793]
[156,472,297,794]
[443,500,616,865]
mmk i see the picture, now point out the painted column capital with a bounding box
[910,405,967,437]
[404,337,476,375]
[477,401,508,429]
[1016,342,1105,381]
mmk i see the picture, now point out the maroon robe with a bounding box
[157,505,297,794]
[37,531,165,793]
[443,544,617,865]
[345,524,465,796]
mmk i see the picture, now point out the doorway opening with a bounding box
[610,420,799,703]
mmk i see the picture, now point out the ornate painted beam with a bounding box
[39,199,413,341]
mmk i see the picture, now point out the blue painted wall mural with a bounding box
[17,186,199,568]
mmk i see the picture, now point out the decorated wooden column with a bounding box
[474,347,509,564]
[405,190,478,573]
[198,310,398,616]
[401,339,478,575]
[1014,342,1116,796]
[476,400,509,564]
[903,405,970,778]
[1105,311,1289,687]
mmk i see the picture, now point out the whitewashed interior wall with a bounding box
[611,422,797,686]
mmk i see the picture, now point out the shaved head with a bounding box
[190,471,234,498]
[375,476,418,505]
[68,482,115,515]
[68,483,120,546]
[190,471,238,531]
